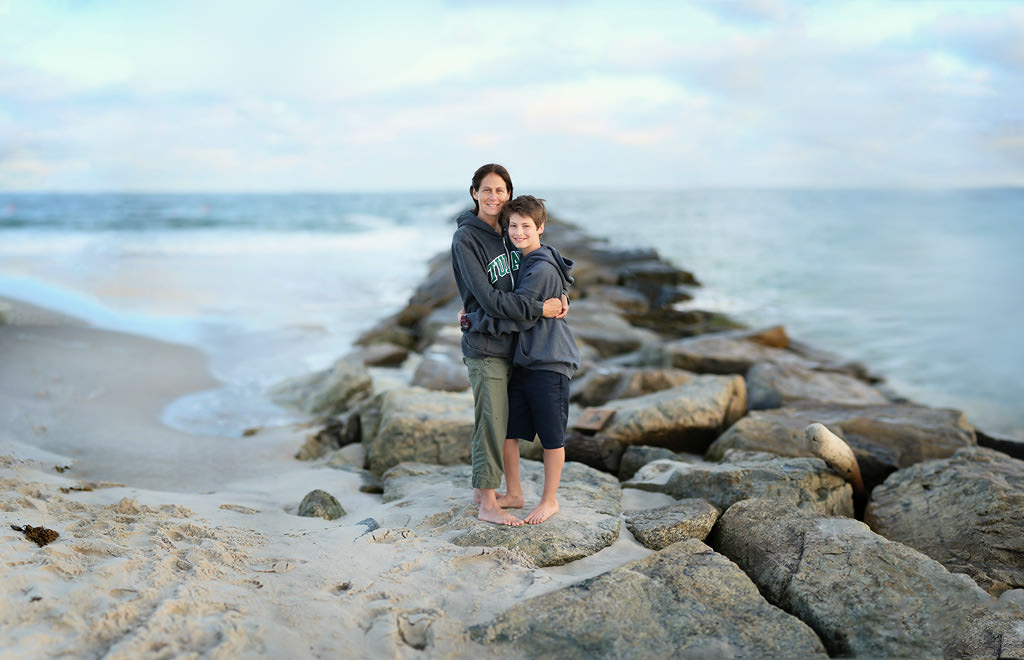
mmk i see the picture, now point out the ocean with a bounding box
[1,189,1021,442]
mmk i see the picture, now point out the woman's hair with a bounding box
[470,163,513,214]
[501,195,547,228]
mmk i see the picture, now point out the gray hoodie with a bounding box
[451,210,544,360]
[463,244,581,378]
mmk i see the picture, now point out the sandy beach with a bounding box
[0,295,660,659]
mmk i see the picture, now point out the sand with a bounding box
[0,296,660,659]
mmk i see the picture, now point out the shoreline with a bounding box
[0,293,662,659]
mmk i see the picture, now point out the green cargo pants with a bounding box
[464,357,511,490]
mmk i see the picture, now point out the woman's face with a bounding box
[472,173,510,223]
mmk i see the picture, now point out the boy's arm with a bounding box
[452,237,543,321]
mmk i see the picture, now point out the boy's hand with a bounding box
[542,298,562,318]
[556,294,569,319]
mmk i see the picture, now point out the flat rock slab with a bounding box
[469,538,828,659]
[624,498,720,550]
[746,361,888,409]
[713,498,1024,659]
[598,374,747,453]
[624,455,853,517]
[381,461,621,567]
[705,402,976,490]
[665,333,816,374]
[866,446,1024,596]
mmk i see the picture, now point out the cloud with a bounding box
[0,1,1021,190]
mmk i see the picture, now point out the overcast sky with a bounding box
[1,0,1022,191]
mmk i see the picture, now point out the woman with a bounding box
[450,163,564,525]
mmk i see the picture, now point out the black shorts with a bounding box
[506,367,570,450]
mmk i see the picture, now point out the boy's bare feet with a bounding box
[524,499,559,524]
[495,492,524,509]
[478,504,524,526]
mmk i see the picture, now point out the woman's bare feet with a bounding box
[479,503,524,526]
[524,499,559,524]
[495,492,524,509]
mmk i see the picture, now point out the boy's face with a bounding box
[508,212,543,254]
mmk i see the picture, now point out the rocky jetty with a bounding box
[272,213,1024,657]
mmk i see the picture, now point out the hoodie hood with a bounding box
[526,244,575,288]
[456,209,503,237]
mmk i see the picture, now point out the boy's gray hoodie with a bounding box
[451,210,544,360]
[463,244,581,378]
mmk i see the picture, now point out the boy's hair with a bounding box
[501,195,547,229]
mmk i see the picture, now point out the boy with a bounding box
[460,195,580,524]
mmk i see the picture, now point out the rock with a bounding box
[469,538,828,659]
[347,342,409,368]
[617,444,690,481]
[571,365,696,407]
[297,489,345,521]
[865,446,1024,596]
[597,374,747,454]
[624,455,853,517]
[269,357,373,416]
[562,431,624,475]
[564,300,661,357]
[582,284,650,313]
[665,331,815,374]
[705,402,976,491]
[617,259,699,305]
[295,413,361,461]
[410,342,470,392]
[363,387,475,477]
[381,461,620,567]
[712,498,1023,659]
[624,498,720,550]
[623,308,743,339]
[353,313,418,349]
[746,362,888,409]
[744,325,790,348]
[977,428,1024,461]
[804,422,864,495]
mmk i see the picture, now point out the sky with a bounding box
[1,0,1022,192]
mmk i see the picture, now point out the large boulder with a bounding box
[746,362,888,410]
[712,498,1024,659]
[564,300,661,357]
[363,388,474,477]
[624,455,853,517]
[570,365,695,407]
[597,374,746,454]
[468,538,828,659]
[381,461,620,567]
[268,356,373,416]
[865,446,1024,596]
[705,402,976,491]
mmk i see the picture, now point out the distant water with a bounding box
[1,190,1021,441]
